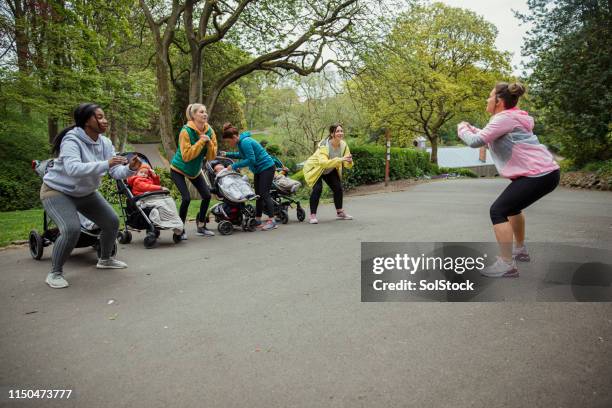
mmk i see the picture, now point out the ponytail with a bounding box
[51,125,76,156]
[50,103,100,156]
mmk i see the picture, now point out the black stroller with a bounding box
[270,160,306,224]
[114,152,182,248]
[203,157,259,235]
[28,159,117,260]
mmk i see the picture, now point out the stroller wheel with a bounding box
[218,220,233,235]
[172,233,182,244]
[246,218,258,232]
[296,207,306,222]
[154,229,160,238]
[29,230,44,260]
[278,209,289,224]
[117,230,132,244]
[143,232,157,249]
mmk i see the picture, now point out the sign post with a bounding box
[385,129,391,186]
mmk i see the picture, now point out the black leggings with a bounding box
[310,169,343,214]
[490,169,560,225]
[254,166,276,218]
[170,169,211,224]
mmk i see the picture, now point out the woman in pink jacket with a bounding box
[457,82,560,278]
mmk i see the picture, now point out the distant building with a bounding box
[413,136,427,150]
[427,146,497,177]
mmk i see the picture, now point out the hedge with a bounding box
[343,145,432,189]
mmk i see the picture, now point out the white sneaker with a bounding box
[336,211,353,220]
[46,272,69,289]
[481,256,519,278]
[309,214,318,224]
[96,258,128,269]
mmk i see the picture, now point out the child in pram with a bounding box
[213,163,257,201]
[126,163,183,236]
[205,158,259,235]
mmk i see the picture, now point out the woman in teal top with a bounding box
[221,123,278,231]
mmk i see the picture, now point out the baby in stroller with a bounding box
[213,163,258,201]
[268,157,306,223]
[125,163,183,241]
[205,158,259,235]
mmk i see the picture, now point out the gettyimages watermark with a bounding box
[361,242,612,302]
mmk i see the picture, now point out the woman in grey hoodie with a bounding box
[41,103,141,288]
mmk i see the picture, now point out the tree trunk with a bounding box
[12,0,31,117]
[119,120,128,152]
[429,135,438,165]
[155,49,177,159]
[47,116,58,144]
[109,108,118,148]
[188,47,203,103]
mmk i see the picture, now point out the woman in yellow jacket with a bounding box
[170,103,218,238]
[303,123,354,224]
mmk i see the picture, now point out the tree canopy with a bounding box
[350,2,510,163]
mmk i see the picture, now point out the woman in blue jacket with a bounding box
[221,123,277,231]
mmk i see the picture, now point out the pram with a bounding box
[114,152,182,248]
[270,161,306,224]
[28,159,117,260]
[203,157,259,235]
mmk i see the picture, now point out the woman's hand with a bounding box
[219,151,227,157]
[200,134,210,143]
[128,155,142,170]
[108,156,127,168]
[343,155,353,163]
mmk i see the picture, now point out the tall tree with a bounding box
[351,2,510,164]
[518,0,612,166]
[141,0,373,158]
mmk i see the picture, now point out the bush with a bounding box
[343,145,432,190]
[432,165,478,178]
[0,112,49,211]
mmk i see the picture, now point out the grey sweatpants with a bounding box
[42,191,119,274]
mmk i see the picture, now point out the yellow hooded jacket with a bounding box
[303,138,353,188]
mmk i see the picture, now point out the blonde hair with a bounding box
[185,103,207,121]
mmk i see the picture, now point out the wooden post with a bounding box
[385,129,391,186]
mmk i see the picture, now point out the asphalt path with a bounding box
[1,178,611,408]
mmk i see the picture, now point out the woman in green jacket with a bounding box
[170,103,218,239]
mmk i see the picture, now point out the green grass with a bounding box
[0,199,217,248]
[0,207,45,247]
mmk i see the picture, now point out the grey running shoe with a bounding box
[262,219,278,231]
[336,211,353,220]
[512,246,531,262]
[46,272,69,289]
[96,258,128,269]
[481,257,519,278]
[196,226,215,237]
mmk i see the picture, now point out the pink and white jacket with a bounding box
[457,108,559,179]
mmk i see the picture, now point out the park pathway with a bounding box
[1,179,611,407]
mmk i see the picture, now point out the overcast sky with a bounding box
[437,0,531,74]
